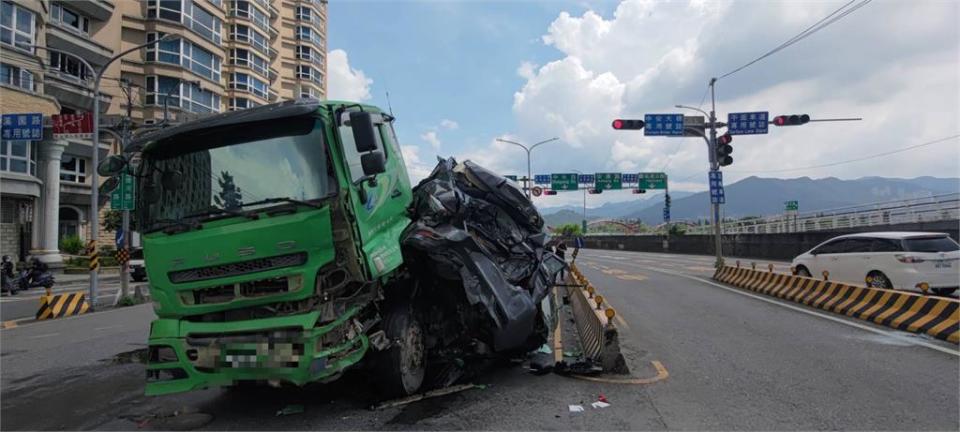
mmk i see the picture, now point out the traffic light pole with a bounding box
[708,78,724,268]
[663,179,670,251]
[497,137,559,199]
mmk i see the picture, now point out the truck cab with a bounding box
[102,99,413,395]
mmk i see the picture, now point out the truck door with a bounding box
[336,111,412,279]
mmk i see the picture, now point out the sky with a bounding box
[326,0,960,208]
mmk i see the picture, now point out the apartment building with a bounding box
[0,0,328,266]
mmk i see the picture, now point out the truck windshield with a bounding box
[138,118,334,233]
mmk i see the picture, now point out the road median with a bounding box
[714,266,959,344]
[566,263,628,373]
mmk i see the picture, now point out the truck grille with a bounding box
[168,252,307,284]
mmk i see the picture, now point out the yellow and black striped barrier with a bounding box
[36,291,91,320]
[87,240,99,272]
[714,266,960,344]
[567,263,628,373]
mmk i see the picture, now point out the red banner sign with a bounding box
[52,113,93,139]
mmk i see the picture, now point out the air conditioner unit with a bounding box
[143,119,157,126]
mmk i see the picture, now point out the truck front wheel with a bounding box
[376,305,425,397]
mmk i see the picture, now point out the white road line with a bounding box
[28,333,59,339]
[94,324,123,331]
[584,255,960,357]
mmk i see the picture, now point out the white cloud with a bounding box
[420,130,441,151]
[326,49,373,102]
[401,145,435,184]
[440,119,459,130]
[471,0,959,209]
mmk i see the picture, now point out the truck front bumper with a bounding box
[145,306,368,396]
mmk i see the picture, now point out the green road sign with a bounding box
[594,172,622,191]
[505,175,518,182]
[551,173,579,191]
[785,200,799,211]
[111,173,136,211]
[638,172,667,189]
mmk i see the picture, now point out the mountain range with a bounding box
[540,176,959,227]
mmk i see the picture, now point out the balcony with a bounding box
[64,0,114,22]
[42,72,112,112]
[45,26,114,67]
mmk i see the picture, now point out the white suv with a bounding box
[791,232,959,296]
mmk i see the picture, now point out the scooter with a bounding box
[5,258,55,294]
[1,255,17,295]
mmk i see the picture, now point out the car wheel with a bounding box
[375,304,425,398]
[866,272,892,289]
[796,266,812,277]
[932,288,958,296]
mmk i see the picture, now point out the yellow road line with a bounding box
[570,360,669,385]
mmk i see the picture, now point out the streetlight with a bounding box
[30,34,177,306]
[495,137,559,198]
[570,168,587,234]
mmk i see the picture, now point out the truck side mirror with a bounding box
[350,112,378,152]
[98,155,127,177]
[361,152,386,176]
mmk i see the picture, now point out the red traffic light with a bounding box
[632,189,646,194]
[588,188,602,194]
[612,119,645,130]
[773,114,810,126]
[717,132,733,145]
[544,190,558,196]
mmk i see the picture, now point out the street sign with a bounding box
[708,171,725,204]
[505,175,518,182]
[643,113,684,136]
[663,207,671,222]
[622,173,638,183]
[531,186,543,197]
[534,174,551,185]
[785,200,799,211]
[577,174,594,184]
[638,172,667,189]
[1,113,43,140]
[52,113,94,139]
[594,172,622,191]
[727,111,769,135]
[111,173,136,210]
[551,173,579,191]
[683,116,706,137]
[115,229,125,249]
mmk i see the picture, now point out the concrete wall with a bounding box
[583,220,960,261]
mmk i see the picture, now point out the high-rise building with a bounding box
[0,0,327,266]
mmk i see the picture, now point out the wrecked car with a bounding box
[97,99,563,397]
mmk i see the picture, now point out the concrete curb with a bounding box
[567,263,629,373]
[714,266,959,344]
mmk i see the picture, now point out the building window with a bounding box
[296,45,311,61]
[229,0,269,34]
[146,0,222,44]
[297,65,322,85]
[145,75,220,113]
[146,33,221,82]
[296,25,323,47]
[229,72,267,98]
[229,24,271,58]
[299,84,321,100]
[0,140,37,175]
[48,52,90,81]
[0,1,35,53]
[228,97,258,111]
[229,48,269,78]
[60,155,87,183]
[0,63,33,91]
[50,3,90,35]
[295,6,311,21]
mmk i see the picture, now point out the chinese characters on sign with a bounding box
[577,174,595,184]
[52,113,94,139]
[534,174,551,185]
[594,172,623,191]
[551,173,579,191]
[637,172,667,189]
[1,113,43,140]
[708,171,725,204]
[643,114,685,136]
[727,112,769,135]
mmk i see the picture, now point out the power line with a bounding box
[728,134,959,174]
[717,0,871,80]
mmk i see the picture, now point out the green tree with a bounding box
[102,209,138,232]
[669,224,687,236]
[555,223,582,236]
[214,171,243,210]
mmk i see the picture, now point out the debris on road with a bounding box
[275,404,305,416]
[568,405,585,414]
[598,393,608,403]
[591,401,611,409]
[372,383,483,410]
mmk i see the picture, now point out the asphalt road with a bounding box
[1,275,136,322]
[1,250,957,430]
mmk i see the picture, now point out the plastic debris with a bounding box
[372,383,481,410]
[598,394,608,403]
[275,404,304,416]
[569,405,585,413]
[591,401,611,409]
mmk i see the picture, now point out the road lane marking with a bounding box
[617,274,647,281]
[585,255,960,357]
[28,333,59,339]
[570,360,669,385]
[94,324,123,331]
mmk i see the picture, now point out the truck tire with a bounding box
[376,304,425,398]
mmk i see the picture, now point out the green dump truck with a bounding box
[99,99,562,397]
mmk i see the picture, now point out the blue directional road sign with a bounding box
[534,174,551,185]
[708,171,725,204]
[622,173,638,183]
[1,113,43,141]
[727,111,769,135]
[578,174,595,184]
[663,207,671,222]
[644,113,685,137]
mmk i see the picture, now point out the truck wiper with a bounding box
[184,206,260,222]
[239,197,325,209]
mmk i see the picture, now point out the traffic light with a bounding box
[772,114,810,126]
[612,119,645,130]
[665,193,671,207]
[544,190,557,196]
[588,188,602,194]
[716,133,733,167]
[631,189,646,194]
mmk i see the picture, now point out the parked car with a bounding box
[791,232,959,296]
[129,248,146,282]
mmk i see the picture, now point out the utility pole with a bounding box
[663,177,670,251]
[496,137,559,199]
[708,78,723,268]
[570,169,587,234]
[118,78,134,299]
